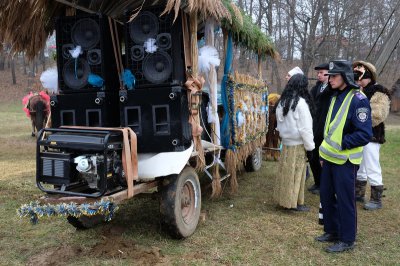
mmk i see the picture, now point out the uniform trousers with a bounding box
[320,159,358,243]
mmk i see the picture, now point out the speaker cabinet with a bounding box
[56,14,119,93]
[119,87,192,153]
[50,92,120,128]
[125,6,185,88]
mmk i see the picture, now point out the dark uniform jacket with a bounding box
[329,87,372,150]
[362,83,391,144]
[310,81,333,145]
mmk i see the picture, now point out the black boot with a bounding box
[325,241,354,253]
[315,232,339,242]
[355,180,367,203]
[364,185,383,210]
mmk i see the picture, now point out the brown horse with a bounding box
[23,92,51,137]
[264,93,281,161]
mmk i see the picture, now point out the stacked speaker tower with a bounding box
[120,6,192,153]
[52,8,203,153]
[51,13,120,128]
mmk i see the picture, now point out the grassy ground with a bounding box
[0,101,399,265]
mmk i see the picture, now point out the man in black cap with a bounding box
[315,60,372,253]
[308,63,332,195]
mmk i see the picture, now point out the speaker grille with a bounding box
[62,58,91,89]
[56,14,119,93]
[71,18,100,49]
[143,51,173,84]
[125,6,185,88]
[129,11,159,44]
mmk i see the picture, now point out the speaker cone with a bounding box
[71,18,100,50]
[62,44,74,59]
[131,45,145,61]
[129,11,159,44]
[62,58,91,89]
[87,49,102,65]
[156,33,171,50]
[142,51,172,84]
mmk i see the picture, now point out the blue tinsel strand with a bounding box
[17,199,119,224]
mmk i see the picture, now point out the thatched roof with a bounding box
[0,0,277,59]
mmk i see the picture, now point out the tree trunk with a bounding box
[0,52,4,71]
[23,52,27,75]
[40,49,46,71]
[271,58,282,93]
[11,56,16,85]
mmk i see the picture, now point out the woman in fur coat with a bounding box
[353,61,391,210]
[274,74,315,211]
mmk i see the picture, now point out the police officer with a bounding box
[315,60,373,253]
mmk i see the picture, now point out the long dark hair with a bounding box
[278,73,315,116]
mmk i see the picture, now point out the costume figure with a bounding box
[274,73,315,211]
[353,60,391,210]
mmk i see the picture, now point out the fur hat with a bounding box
[288,66,303,77]
[326,60,359,88]
[353,60,377,82]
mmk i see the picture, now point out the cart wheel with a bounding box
[67,214,105,230]
[244,147,262,172]
[160,166,201,239]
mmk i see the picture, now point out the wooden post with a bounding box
[373,18,400,75]
[189,15,198,76]
[258,51,262,80]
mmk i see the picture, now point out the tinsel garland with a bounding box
[17,199,119,225]
[225,76,268,193]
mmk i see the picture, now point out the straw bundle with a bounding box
[163,0,231,22]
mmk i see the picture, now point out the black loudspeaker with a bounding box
[50,92,120,128]
[119,87,191,153]
[125,6,185,88]
[56,14,119,93]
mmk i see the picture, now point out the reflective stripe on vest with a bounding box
[319,89,364,165]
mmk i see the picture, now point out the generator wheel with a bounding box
[160,166,201,239]
[67,214,105,230]
[244,147,262,172]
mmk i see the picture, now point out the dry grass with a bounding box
[0,101,399,265]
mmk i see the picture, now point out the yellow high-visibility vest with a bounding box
[319,90,364,165]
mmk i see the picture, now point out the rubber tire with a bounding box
[160,166,201,239]
[244,147,262,172]
[67,214,105,230]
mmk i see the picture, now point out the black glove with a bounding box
[306,150,313,162]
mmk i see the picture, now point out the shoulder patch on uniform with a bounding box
[354,91,367,100]
[356,107,369,122]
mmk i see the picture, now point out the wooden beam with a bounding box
[39,181,158,205]
[54,0,96,14]
[374,19,400,75]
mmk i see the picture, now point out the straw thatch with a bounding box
[0,0,277,60]
[221,1,278,59]
[0,0,64,59]
[163,0,231,23]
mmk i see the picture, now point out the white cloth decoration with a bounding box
[69,46,82,58]
[207,103,219,124]
[40,67,58,93]
[198,45,221,74]
[137,143,193,181]
[288,66,303,77]
[237,111,245,127]
[144,38,157,53]
[241,101,249,112]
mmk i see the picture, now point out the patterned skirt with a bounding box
[273,144,307,209]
